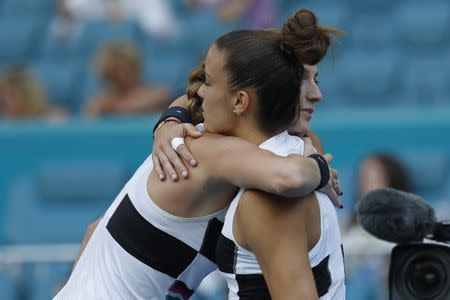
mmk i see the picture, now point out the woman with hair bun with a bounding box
[214,9,346,299]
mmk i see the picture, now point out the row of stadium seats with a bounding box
[0,1,449,114]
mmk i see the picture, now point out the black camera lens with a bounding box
[405,256,447,299]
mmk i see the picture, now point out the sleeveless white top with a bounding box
[54,124,227,300]
[216,131,346,299]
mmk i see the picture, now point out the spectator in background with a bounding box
[43,1,85,56]
[0,66,50,119]
[84,41,170,117]
[187,0,277,28]
[63,0,178,37]
[343,152,412,300]
[47,1,85,49]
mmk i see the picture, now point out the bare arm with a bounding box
[188,134,321,198]
[235,190,319,299]
[73,218,101,269]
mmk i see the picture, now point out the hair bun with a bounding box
[280,8,337,66]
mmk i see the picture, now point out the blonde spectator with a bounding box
[0,66,49,119]
[85,41,170,117]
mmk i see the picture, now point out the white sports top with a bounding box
[216,131,346,299]
[54,126,227,300]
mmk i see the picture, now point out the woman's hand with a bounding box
[152,122,202,181]
[319,159,343,209]
[302,137,343,207]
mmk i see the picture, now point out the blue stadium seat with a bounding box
[169,0,190,18]
[0,17,45,64]
[0,0,55,18]
[335,50,401,107]
[28,263,72,300]
[0,271,16,300]
[76,19,141,57]
[347,0,395,13]
[401,56,450,108]
[397,150,450,203]
[349,14,396,50]
[37,20,86,61]
[3,161,128,245]
[281,1,349,29]
[144,54,197,97]
[180,12,239,60]
[30,60,85,112]
[395,1,450,47]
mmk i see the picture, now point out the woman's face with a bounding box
[197,45,237,134]
[289,64,322,135]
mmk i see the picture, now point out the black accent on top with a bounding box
[312,255,332,297]
[106,194,197,279]
[216,233,237,274]
[236,274,271,300]
[199,218,224,263]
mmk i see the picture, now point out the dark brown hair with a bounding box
[186,9,340,130]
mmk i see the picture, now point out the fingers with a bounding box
[176,144,197,167]
[152,153,166,181]
[329,168,343,196]
[158,151,179,181]
[183,123,203,138]
[163,143,189,179]
[329,187,343,209]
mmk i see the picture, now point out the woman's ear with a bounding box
[232,90,252,116]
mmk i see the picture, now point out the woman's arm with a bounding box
[72,217,101,269]
[152,95,202,181]
[188,134,322,198]
[234,190,319,299]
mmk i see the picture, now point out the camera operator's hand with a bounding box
[152,121,202,181]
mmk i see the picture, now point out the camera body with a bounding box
[389,242,450,300]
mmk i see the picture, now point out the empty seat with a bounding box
[401,56,450,107]
[144,54,197,97]
[0,0,55,18]
[395,1,450,47]
[37,20,86,61]
[335,51,401,106]
[0,17,45,64]
[281,1,349,29]
[180,12,239,59]
[347,0,395,13]
[0,272,16,300]
[76,19,141,57]
[349,14,396,50]
[30,60,84,112]
[398,151,449,195]
[3,161,128,245]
